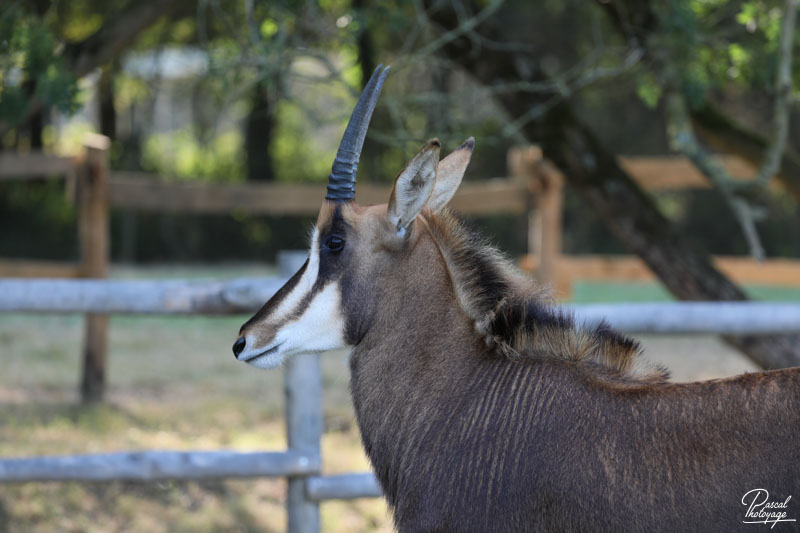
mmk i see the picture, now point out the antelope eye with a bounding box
[324,235,345,252]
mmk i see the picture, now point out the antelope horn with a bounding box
[326,64,390,201]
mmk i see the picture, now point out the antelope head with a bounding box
[233,65,474,368]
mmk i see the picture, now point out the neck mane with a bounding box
[420,209,669,384]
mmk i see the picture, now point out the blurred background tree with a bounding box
[0,0,798,268]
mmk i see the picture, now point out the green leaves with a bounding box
[260,18,280,40]
[632,0,789,110]
[636,73,662,109]
[0,3,80,127]
[737,1,783,44]
[142,129,247,183]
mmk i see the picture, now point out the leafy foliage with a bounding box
[0,3,80,128]
[635,0,789,109]
[142,128,246,182]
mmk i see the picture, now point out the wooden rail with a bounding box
[104,153,757,214]
[0,260,82,278]
[0,152,77,180]
[619,154,755,190]
[0,450,319,483]
[3,278,800,333]
[107,173,528,215]
[0,277,288,314]
[520,254,800,297]
[306,473,383,501]
[0,254,363,533]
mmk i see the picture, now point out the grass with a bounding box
[0,312,392,533]
[570,280,800,303]
[0,266,791,532]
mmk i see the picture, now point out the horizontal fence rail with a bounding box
[107,174,529,216]
[0,277,288,314]
[0,450,320,483]
[306,473,382,501]
[0,153,77,180]
[571,302,800,335]
[2,278,800,334]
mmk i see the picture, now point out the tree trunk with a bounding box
[26,0,48,150]
[425,0,800,369]
[245,83,275,182]
[354,0,376,90]
[353,0,384,182]
[20,80,43,149]
[29,111,43,149]
[99,64,116,140]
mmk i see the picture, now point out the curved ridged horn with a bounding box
[326,64,390,201]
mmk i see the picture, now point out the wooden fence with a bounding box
[2,265,800,532]
[508,147,800,298]
[4,138,800,532]
[0,139,539,403]
[0,134,111,402]
[0,253,383,533]
[520,254,800,298]
[3,138,800,403]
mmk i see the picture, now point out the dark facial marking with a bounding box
[340,267,373,346]
[315,204,351,290]
[280,204,354,325]
[240,258,308,333]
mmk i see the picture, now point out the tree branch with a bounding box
[691,104,800,202]
[601,0,798,261]
[0,0,183,139]
[663,88,766,260]
[753,0,798,186]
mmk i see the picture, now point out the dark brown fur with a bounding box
[344,207,800,532]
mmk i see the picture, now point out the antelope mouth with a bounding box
[242,342,285,367]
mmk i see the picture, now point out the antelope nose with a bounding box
[232,337,246,359]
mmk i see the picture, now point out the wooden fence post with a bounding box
[281,251,322,533]
[508,146,566,297]
[534,160,564,296]
[79,134,110,403]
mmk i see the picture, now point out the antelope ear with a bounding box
[387,139,440,235]
[425,137,474,213]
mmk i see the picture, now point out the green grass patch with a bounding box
[569,281,800,303]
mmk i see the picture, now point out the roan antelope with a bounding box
[234,66,800,532]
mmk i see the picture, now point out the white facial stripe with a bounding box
[276,283,347,356]
[238,229,321,366]
[272,229,320,321]
[244,283,347,370]
[241,231,349,370]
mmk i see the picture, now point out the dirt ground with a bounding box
[0,310,761,532]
